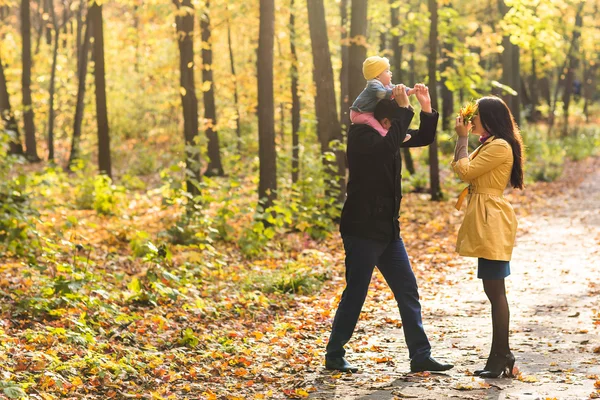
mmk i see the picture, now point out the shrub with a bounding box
[0,130,39,256]
[75,174,124,215]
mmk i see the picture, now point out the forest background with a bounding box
[0,0,599,398]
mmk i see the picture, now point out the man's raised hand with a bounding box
[393,84,410,108]
[414,84,432,113]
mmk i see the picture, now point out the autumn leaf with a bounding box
[454,383,474,390]
[518,375,539,383]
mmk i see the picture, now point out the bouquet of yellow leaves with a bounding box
[458,101,478,125]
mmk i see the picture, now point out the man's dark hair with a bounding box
[373,99,397,122]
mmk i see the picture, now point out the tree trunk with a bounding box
[34,0,44,56]
[389,0,403,83]
[307,0,346,203]
[548,1,584,136]
[348,0,367,107]
[561,2,584,137]
[43,0,52,45]
[61,1,68,48]
[441,42,454,132]
[428,0,441,201]
[407,44,417,175]
[290,0,300,184]
[391,0,414,175]
[0,50,24,155]
[520,74,531,108]
[68,11,91,168]
[583,62,596,123]
[339,0,350,131]
[200,0,224,177]
[226,15,242,153]
[133,4,140,73]
[257,0,277,208]
[89,2,111,177]
[529,48,539,121]
[275,37,285,147]
[379,31,386,53]
[21,0,40,161]
[76,0,84,74]
[47,0,59,161]
[499,0,521,127]
[539,75,551,107]
[409,43,416,84]
[174,0,201,197]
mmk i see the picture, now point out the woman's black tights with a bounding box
[483,279,510,355]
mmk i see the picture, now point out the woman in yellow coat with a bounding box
[452,96,524,378]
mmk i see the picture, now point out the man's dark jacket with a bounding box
[340,104,439,242]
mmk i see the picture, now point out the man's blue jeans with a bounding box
[326,235,432,362]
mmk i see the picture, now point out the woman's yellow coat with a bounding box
[451,136,518,261]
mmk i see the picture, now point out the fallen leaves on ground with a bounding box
[1,157,599,398]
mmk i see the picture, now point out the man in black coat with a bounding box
[325,84,454,373]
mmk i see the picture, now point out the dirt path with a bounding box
[307,160,600,400]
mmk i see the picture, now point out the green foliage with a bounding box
[245,260,329,295]
[126,242,181,306]
[563,127,600,161]
[0,131,39,256]
[521,126,600,183]
[0,383,26,400]
[15,239,98,318]
[178,327,200,348]
[403,171,429,194]
[524,134,565,183]
[129,230,152,257]
[165,206,217,246]
[238,219,272,259]
[120,173,147,191]
[74,167,124,215]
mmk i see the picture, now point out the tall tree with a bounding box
[21,0,40,161]
[339,0,350,130]
[173,0,201,197]
[528,46,538,121]
[348,0,367,107]
[75,0,84,74]
[257,0,277,208]
[68,11,91,168]
[441,41,454,131]
[290,0,300,184]
[0,50,24,155]
[582,57,596,123]
[200,0,224,177]
[43,0,52,45]
[61,1,68,48]
[389,0,403,83]
[547,1,584,136]
[390,0,415,175]
[499,0,521,127]
[409,42,416,84]
[428,0,442,201]
[307,0,346,202]
[226,11,242,153]
[47,0,60,161]
[560,1,584,136]
[89,1,111,177]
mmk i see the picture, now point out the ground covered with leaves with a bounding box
[1,156,599,400]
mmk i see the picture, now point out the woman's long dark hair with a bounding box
[477,96,525,189]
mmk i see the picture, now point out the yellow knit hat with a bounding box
[362,56,390,80]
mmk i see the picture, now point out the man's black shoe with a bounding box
[325,357,359,373]
[410,356,454,373]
